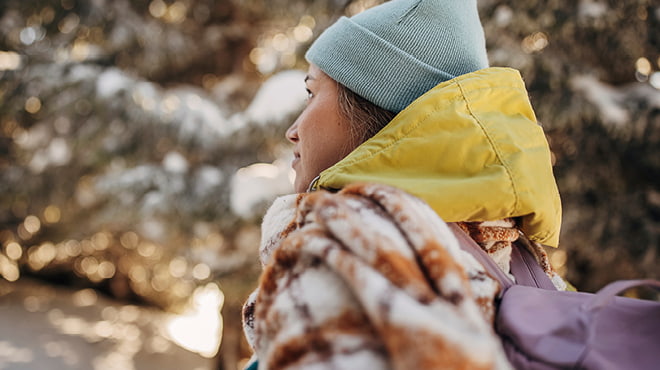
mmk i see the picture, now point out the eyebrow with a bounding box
[304,75,316,83]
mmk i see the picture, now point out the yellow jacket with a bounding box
[313,67,562,247]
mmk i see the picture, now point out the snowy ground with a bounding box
[0,278,217,370]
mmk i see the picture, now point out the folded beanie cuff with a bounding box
[305,17,455,113]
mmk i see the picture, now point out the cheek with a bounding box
[296,84,358,172]
[307,132,353,180]
[298,105,335,148]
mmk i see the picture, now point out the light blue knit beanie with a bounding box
[305,0,489,113]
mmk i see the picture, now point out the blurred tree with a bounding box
[0,0,658,369]
[479,0,659,292]
[0,0,349,367]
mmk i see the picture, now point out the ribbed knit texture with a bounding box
[306,0,489,113]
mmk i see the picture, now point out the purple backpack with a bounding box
[449,223,660,370]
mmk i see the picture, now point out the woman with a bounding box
[243,0,564,368]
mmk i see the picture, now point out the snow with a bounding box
[47,137,72,166]
[142,191,169,215]
[95,67,239,148]
[28,151,48,174]
[21,130,71,173]
[230,159,294,219]
[132,81,159,111]
[571,74,660,131]
[96,165,159,194]
[96,68,134,98]
[577,0,608,20]
[174,88,233,140]
[67,64,100,84]
[162,151,188,174]
[493,5,513,27]
[193,166,224,196]
[570,75,629,127]
[15,123,50,150]
[651,72,660,90]
[243,70,307,126]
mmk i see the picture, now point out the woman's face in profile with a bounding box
[285,64,358,193]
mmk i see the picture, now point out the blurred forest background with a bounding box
[0,0,658,369]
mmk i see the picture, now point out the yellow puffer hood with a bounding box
[316,67,562,247]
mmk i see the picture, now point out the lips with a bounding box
[291,151,301,169]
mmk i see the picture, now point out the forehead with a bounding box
[306,64,331,83]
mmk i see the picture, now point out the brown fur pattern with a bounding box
[457,219,561,283]
[243,183,512,369]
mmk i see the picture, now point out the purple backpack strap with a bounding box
[509,240,557,290]
[448,223,556,291]
[451,223,660,369]
[584,279,660,310]
[447,223,513,289]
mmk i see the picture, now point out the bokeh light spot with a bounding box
[119,305,140,323]
[58,13,80,34]
[5,242,23,260]
[1,260,20,282]
[293,25,313,42]
[521,32,549,53]
[43,205,61,224]
[23,215,41,234]
[25,97,42,114]
[98,261,116,279]
[165,2,187,24]
[299,15,316,29]
[72,288,98,307]
[272,33,290,52]
[91,232,111,251]
[169,257,187,278]
[120,231,139,249]
[149,0,167,18]
[23,296,41,312]
[635,57,651,76]
[165,283,223,358]
[192,263,211,280]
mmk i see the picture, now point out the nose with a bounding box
[285,118,299,144]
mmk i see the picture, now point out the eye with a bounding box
[305,88,313,100]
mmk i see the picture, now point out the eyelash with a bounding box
[306,88,313,100]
